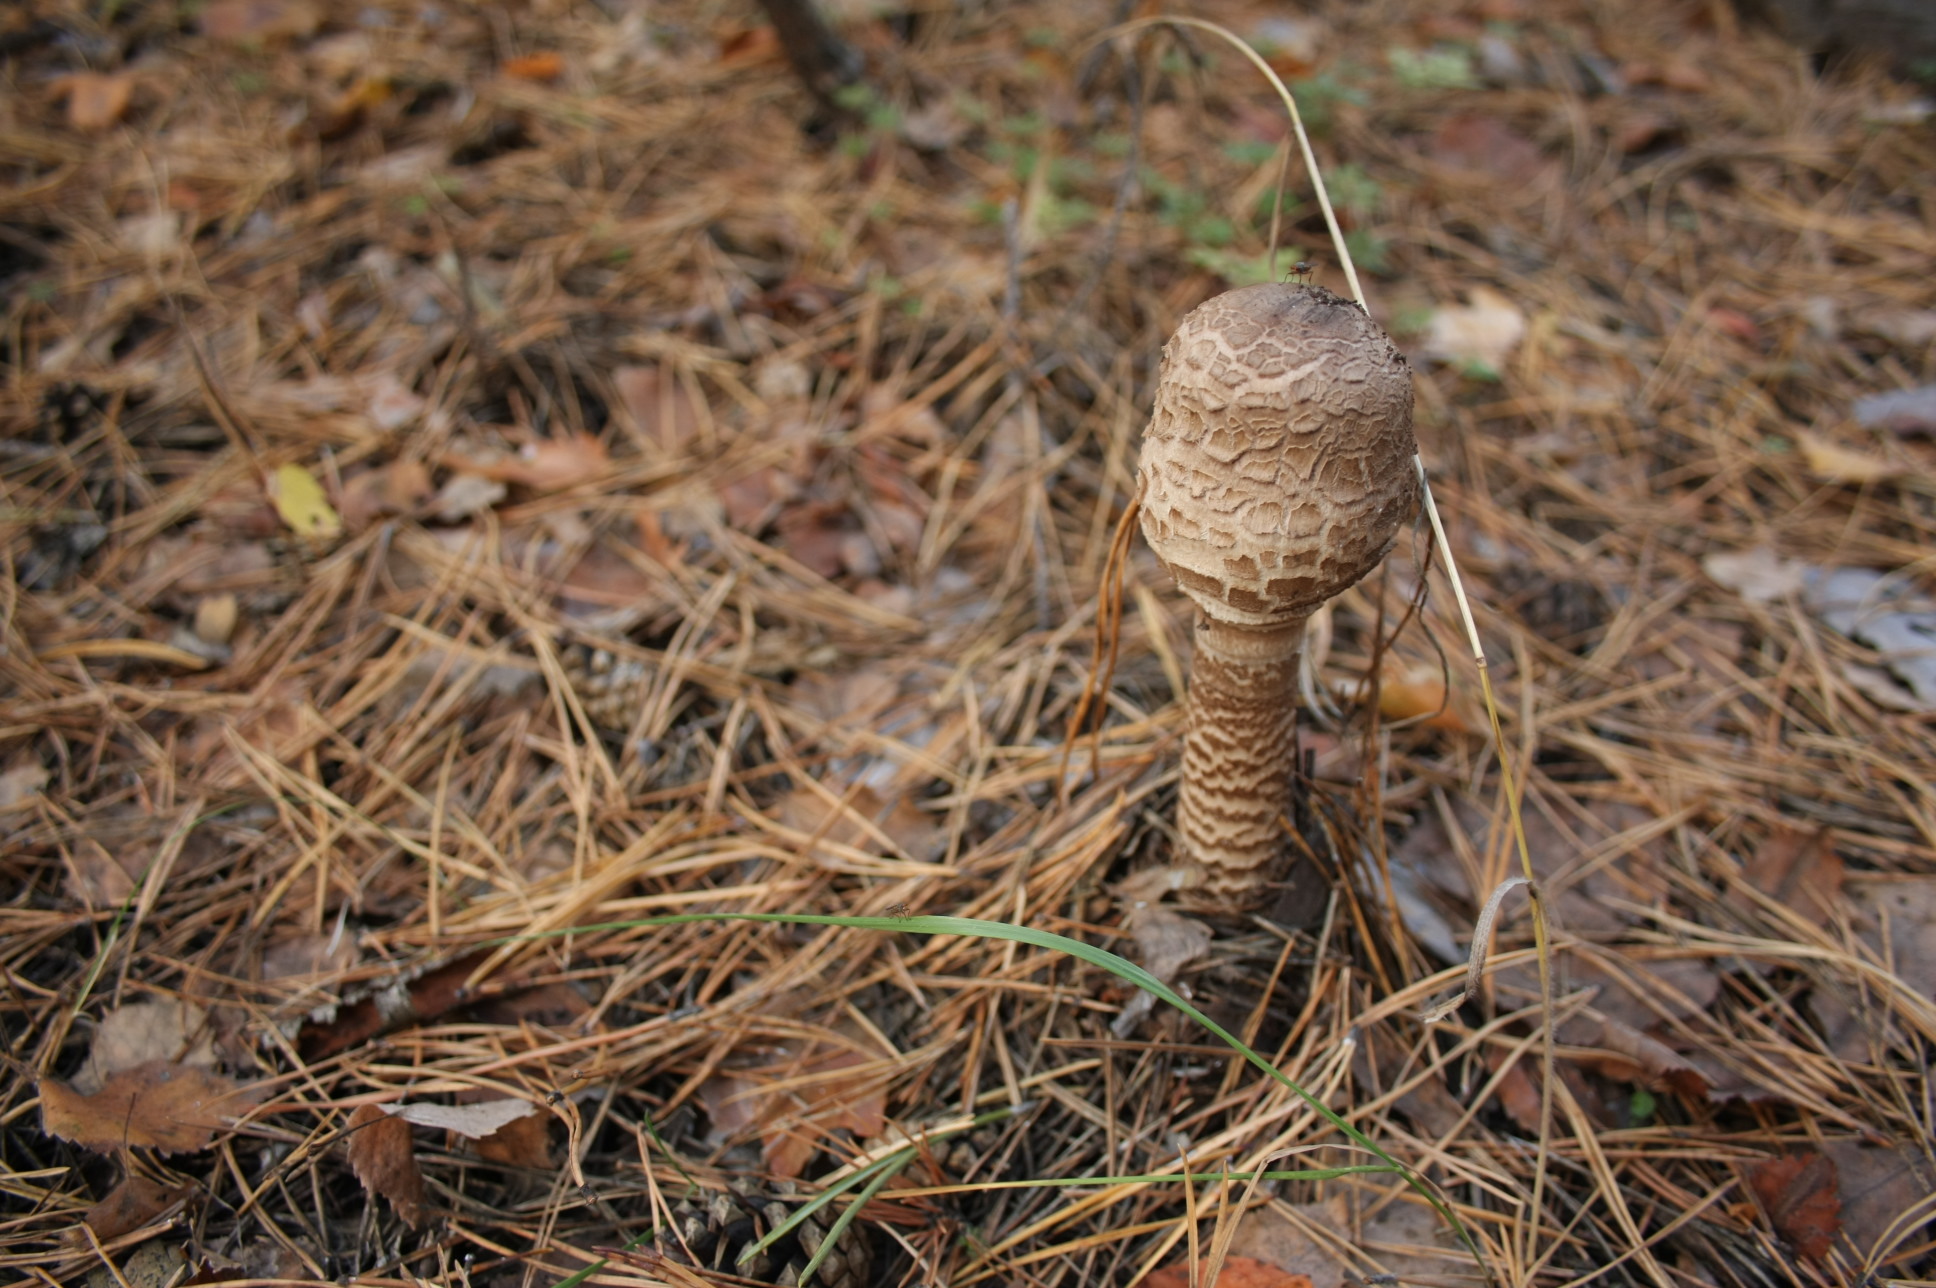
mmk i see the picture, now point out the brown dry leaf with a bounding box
[1428,113,1548,183]
[346,1103,425,1228]
[199,0,319,41]
[455,1088,554,1169]
[613,365,703,455]
[774,783,945,863]
[1819,1137,1934,1264]
[54,72,136,133]
[78,998,218,1094]
[557,541,660,627]
[41,1062,261,1155]
[84,1174,191,1241]
[1818,874,1936,1059]
[1736,825,1842,917]
[1355,1195,1470,1281]
[1747,1152,1841,1263]
[67,838,142,907]
[774,501,858,579]
[261,931,355,982]
[1142,1258,1314,1288]
[699,1022,887,1179]
[1795,431,1895,485]
[1226,1195,1348,1288]
[502,51,563,81]
[456,434,610,491]
[718,466,790,531]
[716,23,783,67]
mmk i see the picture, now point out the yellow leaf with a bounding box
[1796,432,1890,485]
[267,462,342,539]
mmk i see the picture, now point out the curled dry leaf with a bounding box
[448,434,611,491]
[613,364,703,456]
[501,51,564,81]
[384,1097,537,1140]
[41,1061,262,1155]
[77,998,219,1094]
[1142,1258,1314,1288]
[53,71,137,133]
[1747,1152,1841,1263]
[0,760,50,811]
[700,1034,887,1180]
[346,1103,425,1228]
[84,1174,192,1241]
[1795,431,1896,485]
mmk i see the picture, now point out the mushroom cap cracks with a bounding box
[1138,283,1420,628]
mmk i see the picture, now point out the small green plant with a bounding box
[1389,45,1479,90]
[1323,163,1381,218]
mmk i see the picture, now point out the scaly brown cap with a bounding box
[1138,283,1420,629]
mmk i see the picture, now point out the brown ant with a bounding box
[1287,261,1316,285]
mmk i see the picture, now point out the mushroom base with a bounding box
[1177,615,1307,904]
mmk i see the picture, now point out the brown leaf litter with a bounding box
[3,0,1935,1283]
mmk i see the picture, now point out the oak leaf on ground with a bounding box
[41,1062,261,1155]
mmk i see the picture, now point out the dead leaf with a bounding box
[429,472,506,522]
[717,23,783,67]
[1736,825,1842,917]
[1819,1137,1934,1265]
[346,1103,425,1228]
[1421,287,1526,371]
[1853,383,1936,436]
[266,462,342,540]
[1796,431,1895,485]
[1706,306,1762,344]
[448,434,611,491]
[199,0,319,43]
[1225,1195,1348,1288]
[1703,547,1805,603]
[41,1062,261,1155]
[385,1098,536,1139]
[261,931,355,982]
[84,1174,191,1240]
[1427,114,1547,184]
[774,501,858,578]
[718,466,790,530]
[502,51,563,81]
[454,1088,554,1169]
[53,72,136,133]
[0,760,49,811]
[773,784,945,864]
[78,998,219,1095]
[296,950,492,1062]
[1803,565,1936,705]
[1747,1152,1841,1263]
[700,1031,886,1179]
[1142,1258,1314,1288]
[613,365,703,456]
[1111,902,1211,1036]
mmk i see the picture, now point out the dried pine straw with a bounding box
[3,0,1934,1285]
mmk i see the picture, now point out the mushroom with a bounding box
[1138,282,1419,904]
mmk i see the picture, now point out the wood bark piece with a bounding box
[1139,283,1417,903]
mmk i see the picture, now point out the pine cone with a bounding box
[560,645,651,732]
[658,1180,872,1288]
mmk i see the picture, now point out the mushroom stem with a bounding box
[1178,615,1308,899]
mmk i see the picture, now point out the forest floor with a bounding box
[3,0,1935,1285]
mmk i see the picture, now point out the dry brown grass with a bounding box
[3,0,1934,1285]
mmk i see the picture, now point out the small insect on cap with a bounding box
[1138,282,1420,630]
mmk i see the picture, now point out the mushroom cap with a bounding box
[1138,283,1420,628]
